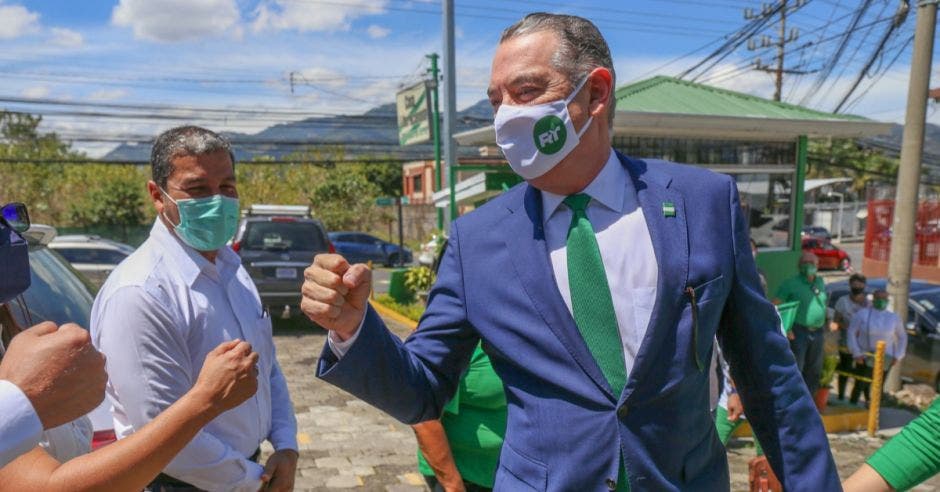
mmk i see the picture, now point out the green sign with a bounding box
[376,197,394,207]
[533,115,566,155]
[396,82,431,146]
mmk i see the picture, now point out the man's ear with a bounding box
[587,67,613,119]
[147,181,165,215]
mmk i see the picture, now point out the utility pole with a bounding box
[427,53,444,231]
[746,0,810,101]
[886,0,938,392]
[442,0,458,224]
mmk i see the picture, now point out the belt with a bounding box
[149,448,261,489]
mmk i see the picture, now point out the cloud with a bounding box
[111,0,240,42]
[88,89,129,101]
[49,27,84,48]
[21,85,50,98]
[0,3,40,39]
[252,0,387,33]
[366,24,390,39]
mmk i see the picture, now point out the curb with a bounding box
[370,299,419,330]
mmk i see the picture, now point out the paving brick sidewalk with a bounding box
[267,315,940,491]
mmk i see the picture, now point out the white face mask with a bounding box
[494,76,594,180]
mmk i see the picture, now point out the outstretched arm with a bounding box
[0,340,259,492]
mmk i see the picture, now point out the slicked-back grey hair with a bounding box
[151,125,235,188]
[500,13,616,127]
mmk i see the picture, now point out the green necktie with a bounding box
[565,194,630,492]
[564,193,626,394]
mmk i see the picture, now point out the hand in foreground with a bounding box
[260,449,298,492]
[726,393,744,421]
[300,254,372,340]
[0,322,107,429]
[191,340,259,414]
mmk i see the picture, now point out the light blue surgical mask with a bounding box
[162,189,240,251]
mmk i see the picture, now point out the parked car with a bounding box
[749,214,789,248]
[802,225,832,240]
[233,204,332,319]
[801,237,851,271]
[417,233,447,267]
[328,232,412,267]
[15,225,116,449]
[48,234,135,288]
[827,278,940,392]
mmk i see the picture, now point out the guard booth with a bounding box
[449,76,891,292]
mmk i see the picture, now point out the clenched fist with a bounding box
[0,322,107,429]
[300,254,372,340]
[191,340,259,415]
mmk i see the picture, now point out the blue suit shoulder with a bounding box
[628,155,733,192]
[452,180,526,230]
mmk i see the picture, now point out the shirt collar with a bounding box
[150,219,237,286]
[541,148,632,224]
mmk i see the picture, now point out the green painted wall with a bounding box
[757,250,799,297]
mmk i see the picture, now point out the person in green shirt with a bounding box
[412,343,506,492]
[844,397,940,491]
[774,252,828,397]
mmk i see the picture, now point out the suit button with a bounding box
[617,405,628,418]
[606,478,617,490]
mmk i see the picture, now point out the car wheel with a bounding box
[385,253,399,267]
[839,258,851,271]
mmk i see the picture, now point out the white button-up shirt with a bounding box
[91,219,297,492]
[0,379,42,466]
[541,148,658,377]
[848,306,908,360]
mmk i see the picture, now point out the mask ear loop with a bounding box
[566,75,595,139]
[159,188,182,229]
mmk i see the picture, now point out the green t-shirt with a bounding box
[417,344,507,488]
[867,397,940,491]
[775,274,828,329]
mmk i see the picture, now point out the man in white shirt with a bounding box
[847,289,907,405]
[832,273,869,400]
[91,126,297,492]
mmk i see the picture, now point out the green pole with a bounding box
[427,53,444,231]
[793,135,808,253]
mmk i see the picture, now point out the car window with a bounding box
[331,233,349,243]
[54,247,97,264]
[244,221,328,251]
[11,246,95,328]
[912,292,940,319]
[99,249,129,265]
[359,234,379,244]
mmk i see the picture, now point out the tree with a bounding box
[807,139,899,198]
[309,167,380,231]
[68,171,147,242]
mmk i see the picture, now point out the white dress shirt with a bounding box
[847,307,908,360]
[91,219,297,492]
[39,416,93,463]
[541,148,658,377]
[332,149,658,378]
[0,379,42,467]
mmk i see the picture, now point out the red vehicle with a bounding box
[801,237,851,271]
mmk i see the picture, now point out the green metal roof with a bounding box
[615,76,868,122]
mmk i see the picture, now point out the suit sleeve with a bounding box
[317,220,479,424]
[716,177,842,491]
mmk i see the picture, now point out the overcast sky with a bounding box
[1,0,937,156]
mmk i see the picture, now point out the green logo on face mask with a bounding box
[533,115,566,155]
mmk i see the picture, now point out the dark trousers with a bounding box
[837,351,855,400]
[789,324,825,395]
[850,361,887,405]
[424,474,492,492]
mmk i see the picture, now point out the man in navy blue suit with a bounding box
[301,12,840,491]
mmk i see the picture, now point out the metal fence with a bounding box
[864,199,940,266]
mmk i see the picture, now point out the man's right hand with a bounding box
[192,340,259,414]
[300,254,372,340]
[0,322,107,429]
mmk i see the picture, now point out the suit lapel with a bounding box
[619,154,690,403]
[501,186,616,400]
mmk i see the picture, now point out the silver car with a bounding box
[48,235,135,288]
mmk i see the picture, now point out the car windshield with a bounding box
[912,290,940,319]
[244,221,327,252]
[10,245,95,328]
